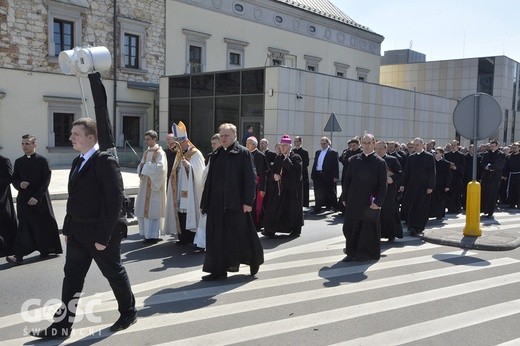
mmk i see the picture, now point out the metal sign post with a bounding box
[453,92,502,236]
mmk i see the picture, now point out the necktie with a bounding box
[72,157,85,178]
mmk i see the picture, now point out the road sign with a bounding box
[324,113,342,132]
[453,93,502,140]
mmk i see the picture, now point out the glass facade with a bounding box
[168,68,265,154]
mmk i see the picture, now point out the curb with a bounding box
[422,229,520,251]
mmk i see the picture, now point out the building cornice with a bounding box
[174,0,383,56]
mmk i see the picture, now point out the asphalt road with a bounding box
[2,210,520,345]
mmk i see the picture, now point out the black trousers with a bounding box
[58,228,136,327]
[313,173,337,209]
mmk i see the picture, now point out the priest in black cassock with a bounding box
[292,136,310,207]
[480,140,506,217]
[444,140,466,213]
[375,141,403,242]
[0,155,18,256]
[341,134,387,262]
[6,135,62,265]
[263,134,304,237]
[504,142,520,208]
[399,138,436,236]
[429,148,452,219]
[246,136,269,230]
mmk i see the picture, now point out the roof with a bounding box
[274,0,371,31]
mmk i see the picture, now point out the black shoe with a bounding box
[261,231,276,238]
[388,237,395,242]
[250,264,259,276]
[408,227,416,236]
[6,256,23,265]
[342,255,354,262]
[30,324,72,339]
[110,313,137,332]
[201,273,227,281]
[288,231,300,238]
[310,207,322,214]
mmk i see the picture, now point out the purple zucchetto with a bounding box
[280,134,292,144]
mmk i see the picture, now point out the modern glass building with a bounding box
[168,68,265,154]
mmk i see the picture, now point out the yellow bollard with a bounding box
[464,180,482,236]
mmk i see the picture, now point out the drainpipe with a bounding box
[113,0,118,146]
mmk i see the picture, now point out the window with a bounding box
[356,67,370,81]
[268,47,289,67]
[304,55,322,72]
[124,33,139,69]
[335,62,350,78]
[119,17,150,71]
[53,113,74,146]
[46,1,86,59]
[43,95,82,148]
[225,38,248,70]
[189,45,202,73]
[183,29,211,74]
[53,19,74,55]
[229,53,241,66]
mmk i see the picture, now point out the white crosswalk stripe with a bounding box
[3,228,520,345]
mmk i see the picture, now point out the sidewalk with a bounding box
[11,169,520,251]
[11,165,140,202]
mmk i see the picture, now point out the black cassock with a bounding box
[292,147,310,207]
[480,150,506,215]
[341,153,387,260]
[380,154,403,240]
[429,158,452,218]
[0,155,18,256]
[401,151,436,231]
[504,153,520,206]
[263,152,304,235]
[201,143,263,276]
[444,151,466,213]
[12,153,62,257]
[251,149,269,229]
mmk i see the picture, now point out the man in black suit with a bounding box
[311,137,339,213]
[32,118,136,339]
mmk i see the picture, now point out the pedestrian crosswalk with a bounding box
[2,223,520,345]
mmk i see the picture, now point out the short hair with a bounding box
[362,134,376,143]
[21,134,36,143]
[413,137,424,144]
[211,133,220,141]
[348,138,360,145]
[144,130,158,140]
[294,136,302,142]
[321,137,331,145]
[489,140,499,146]
[247,136,258,147]
[219,123,237,136]
[73,117,98,141]
[260,138,268,145]
[375,140,387,148]
[246,125,254,131]
[435,147,445,153]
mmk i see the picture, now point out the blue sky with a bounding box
[332,0,520,62]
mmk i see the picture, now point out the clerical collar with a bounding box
[363,151,375,156]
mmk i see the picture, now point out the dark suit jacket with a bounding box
[63,150,124,246]
[311,148,339,182]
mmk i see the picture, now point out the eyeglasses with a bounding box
[361,142,373,145]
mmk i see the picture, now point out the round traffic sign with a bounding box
[453,93,502,140]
